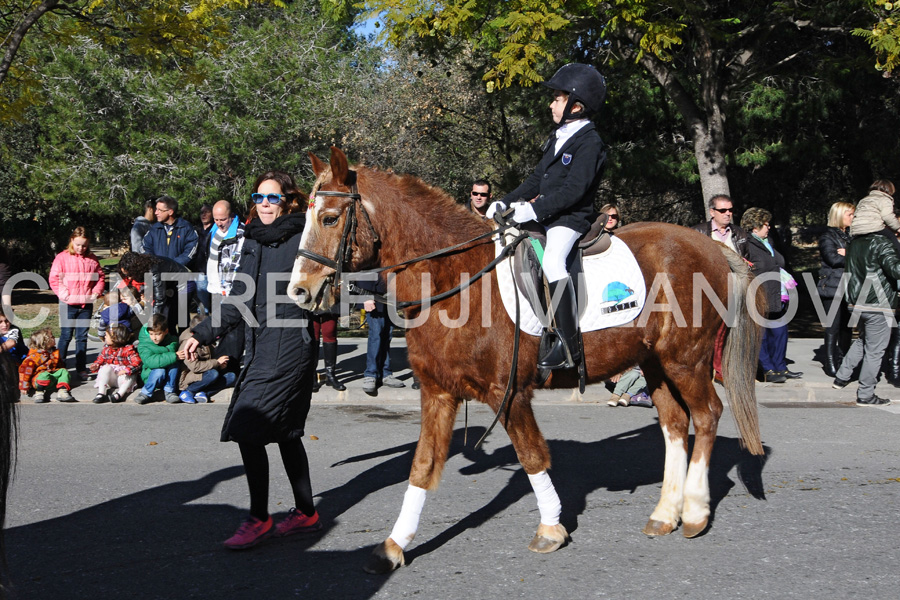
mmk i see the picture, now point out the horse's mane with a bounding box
[353,165,491,240]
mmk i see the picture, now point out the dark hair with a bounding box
[247,170,305,220]
[707,194,732,210]
[472,179,491,195]
[117,252,162,282]
[106,325,132,347]
[869,179,895,196]
[143,198,155,211]
[146,313,169,334]
[155,195,178,215]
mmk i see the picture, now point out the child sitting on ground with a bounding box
[135,314,180,405]
[18,327,74,402]
[606,365,652,407]
[89,325,142,404]
[176,314,235,404]
[0,311,27,363]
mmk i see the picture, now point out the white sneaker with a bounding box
[381,376,406,388]
[56,388,76,402]
[362,377,377,395]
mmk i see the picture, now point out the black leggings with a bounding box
[239,439,314,521]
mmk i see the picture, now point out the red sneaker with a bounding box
[275,508,322,537]
[223,515,274,550]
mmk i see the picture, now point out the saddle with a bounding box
[509,213,612,325]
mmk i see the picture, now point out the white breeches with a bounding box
[542,226,581,283]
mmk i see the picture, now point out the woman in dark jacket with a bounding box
[117,252,189,334]
[184,170,320,550]
[817,202,854,376]
[743,207,799,384]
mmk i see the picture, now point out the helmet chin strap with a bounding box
[557,95,587,127]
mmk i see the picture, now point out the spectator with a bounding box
[691,194,750,259]
[817,201,854,377]
[599,203,620,234]
[742,207,800,384]
[177,314,235,404]
[357,274,406,396]
[18,327,74,402]
[134,313,180,405]
[96,289,136,340]
[193,203,215,314]
[832,217,900,405]
[130,199,156,253]
[0,246,12,311]
[117,252,189,333]
[142,195,199,267]
[606,365,649,407]
[48,226,105,380]
[311,314,346,392]
[206,200,246,373]
[88,325,141,404]
[0,311,27,363]
[467,179,492,218]
[184,170,321,550]
[1,351,19,589]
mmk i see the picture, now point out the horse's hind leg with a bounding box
[502,394,570,553]
[642,377,690,536]
[364,387,460,574]
[681,377,722,538]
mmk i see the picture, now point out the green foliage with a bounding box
[852,0,900,72]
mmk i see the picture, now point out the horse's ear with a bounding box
[309,152,327,177]
[329,146,350,187]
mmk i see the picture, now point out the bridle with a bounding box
[295,174,529,449]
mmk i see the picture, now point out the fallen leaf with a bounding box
[309,435,319,440]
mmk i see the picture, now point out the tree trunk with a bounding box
[0,0,61,90]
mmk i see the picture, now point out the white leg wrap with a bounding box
[528,470,561,526]
[389,484,427,550]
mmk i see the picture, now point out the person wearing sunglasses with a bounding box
[142,195,199,268]
[691,194,750,260]
[185,170,324,549]
[468,179,492,218]
[599,203,620,233]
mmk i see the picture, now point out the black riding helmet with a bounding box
[541,63,607,124]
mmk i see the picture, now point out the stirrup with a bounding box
[538,331,578,369]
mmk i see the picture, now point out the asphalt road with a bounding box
[4,397,899,600]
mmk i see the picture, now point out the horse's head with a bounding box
[289,147,380,312]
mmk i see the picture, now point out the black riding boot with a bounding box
[323,341,347,391]
[823,329,839,377]
[538,277,581,370]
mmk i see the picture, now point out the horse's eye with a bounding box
[323,216,338,227]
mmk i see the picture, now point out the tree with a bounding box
[355,0,875,203]
[0,0,284,120]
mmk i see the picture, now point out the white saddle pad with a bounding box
[495,233,646,337]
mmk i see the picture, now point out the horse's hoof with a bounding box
[642,519,676,536]
[682,520,708,538]
[363,539,405,574]
[528,523,570,553]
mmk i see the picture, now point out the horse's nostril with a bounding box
[290,286,310,303]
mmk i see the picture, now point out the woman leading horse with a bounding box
[289,147,764,574]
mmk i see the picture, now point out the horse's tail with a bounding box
[0,352,20,594]
[720,248,765,456]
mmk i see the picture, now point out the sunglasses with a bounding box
[251,193,285,204]
[712,207,733,213]
[471,191,489,197]
[607,214,619,219]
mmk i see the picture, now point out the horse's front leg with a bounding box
[642,377,690,536]
[364,386,460,574]
[502,392,570,553]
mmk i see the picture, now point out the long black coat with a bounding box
[192,212,315,445]
[500,122,606,235]
[746,235,786,315]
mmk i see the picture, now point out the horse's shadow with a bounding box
[4,466,393,600]
[403,420,769,565]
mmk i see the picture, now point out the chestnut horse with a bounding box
[289,147,763,574]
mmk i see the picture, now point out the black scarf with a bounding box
[243,212,306,245]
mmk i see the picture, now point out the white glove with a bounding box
[485,201,507,220]
[511,202,537,224]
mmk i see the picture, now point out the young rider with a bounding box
[487,63,608,369]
